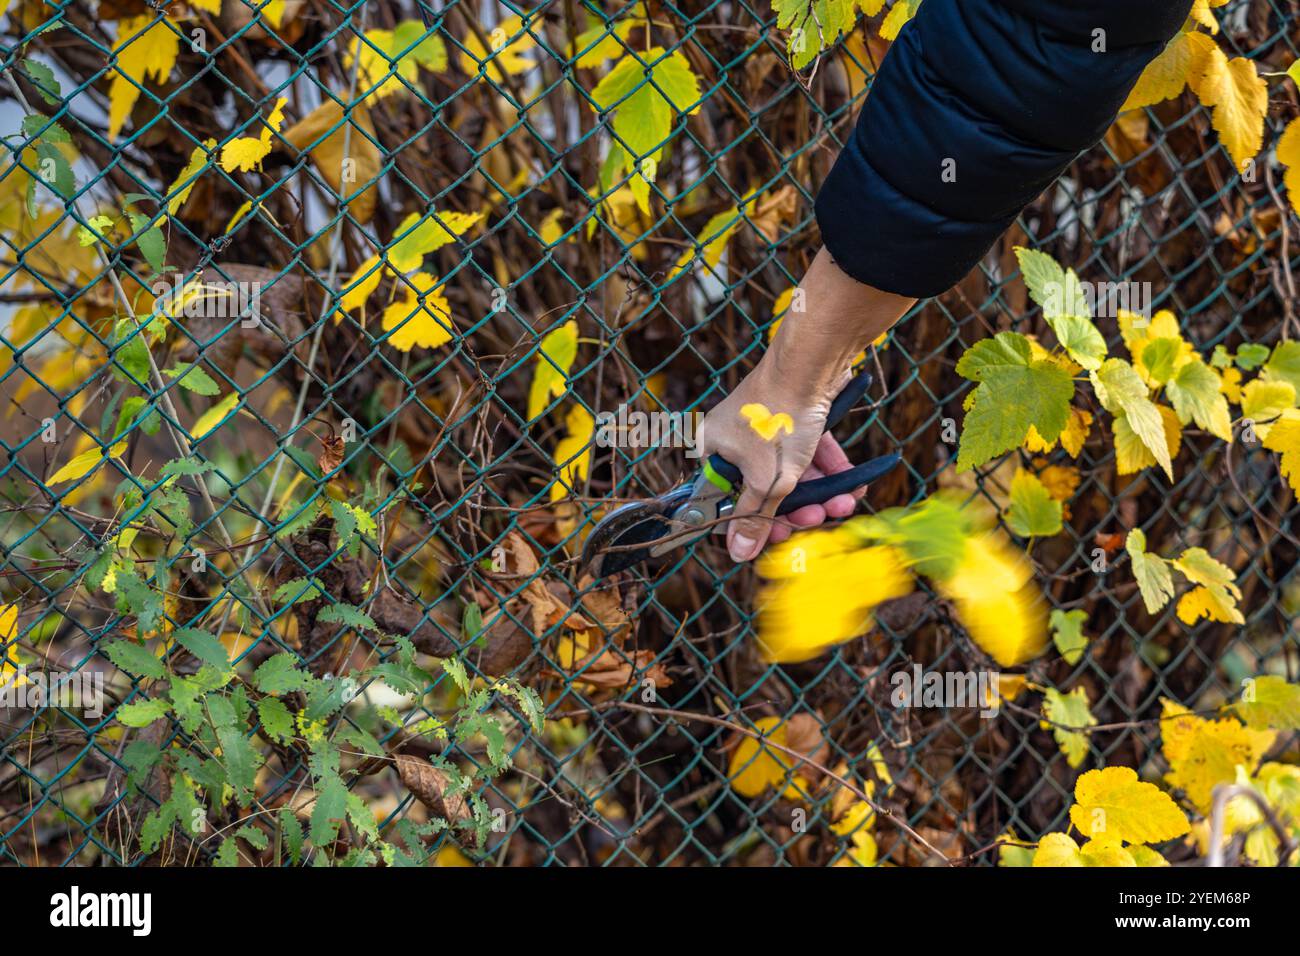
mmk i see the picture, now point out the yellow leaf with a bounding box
[219,97,289,173]
[282,100,380,224]
[756,536,912,663]
[739,402,794,442]
[0,603,27,689]
[527,320,579,420]
[1160,699,1275,813]
[1263,408,1300,496]
[1172,547,1243,625]
[1241,379,1296,440]
[165,139,215,216]
[1032,832,1086,867]
[1189,0,1229,33]
[831,830,878,867]
[388,209,483,273]
[538,208,565,245]
[727,716,791,797]
[189,392,239,441]
[550,403,594,502]
[938,533,1047,667]
[47,441,128,485]
[108,15,182,140]
[1069,766,1190,844]
[1122,29,1195,111]
[339,255,384,313]
[878,0,916,41]
[379,273,454,351]
[1278,118,1300,213]
[1114,404,1182,476]
[1219,365,1243,404]
[460,15,537,82]
[1041,685,1096,768]
[1190,47,1267,170]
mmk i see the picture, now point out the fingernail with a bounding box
[730,534,757,563]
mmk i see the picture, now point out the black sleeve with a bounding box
[814,0,1194,299]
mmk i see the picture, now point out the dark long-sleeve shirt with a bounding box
[815,0,1195,299]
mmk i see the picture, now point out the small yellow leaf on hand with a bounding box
[190,392,239,441]
[47,441,128,485]
[379,273,454,351]
[739,403,794,442]
[527,320,579,420]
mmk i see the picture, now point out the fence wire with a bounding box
[0,0,1297,866]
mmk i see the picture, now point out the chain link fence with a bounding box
[0,0,1297,866]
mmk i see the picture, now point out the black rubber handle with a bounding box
[774,452,901,515]
[707,367,875,488]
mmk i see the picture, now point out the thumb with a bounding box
[727,481,791,563]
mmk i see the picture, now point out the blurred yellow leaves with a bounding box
[756,533,911,663]
[938,533,1047,667]
[165,140,215,217]
[527,320,579,420]
[1263,408,1300,497]
[220,97,288,173]
[740,403,793,442]
[189,392,239,442]
[338,209,481,317]
[460,14,538,82]
[47,441,128,486]
[108,15,180,140]
[1125,529,1244,625]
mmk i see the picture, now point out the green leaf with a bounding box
[1091,359,1172,480]
[126,211,167,275]
[273,576,324,606]
[1233,675,1300,731]
[311,775,349,848]
[1264,341,1300,395]
[280,806,305,865]
[115,395,161,439]
[257,696,295,744]
[1126,528,1175,614]
[110,319,151,386]
[253,653,315,695]
[1049,609,1089,665]
[857,495,972,580]
[1046,314,1106,371]
[1140,338,1182,385]
[160,457,216,479]
[34,142,75,199]
[1042,685,1096,769]
[1014,247,1065,313]
[165,363,221,396]
[955,332,1074,471]
[173,627,230,669]
[104,638,165,679]
[1235,343,1270,370]
[316,603,377,632]
[116,697,171,727]
[21,59,62,106]
[441,656,471,694]
[1166,357,1233,441]
[772,0,860,69]
[589,48,700,165]
[236,824,270,851]
[215,723,261,805]
[1006,470,1063,537]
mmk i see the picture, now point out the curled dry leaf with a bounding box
[317,434,344,474]
[394,754,471,824]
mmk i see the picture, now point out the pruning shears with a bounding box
[580,367,901,578]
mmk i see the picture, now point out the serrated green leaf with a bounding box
[173,627,230,669]
[1042,685,1096,769]
[316,603,377,632]
[256,696,295,744]
[165,363,221,396]
[116,697,171,727]
[1166,357,1233,441]
[273,576,323,606]
[104,638,165,679]
[280,806,305,864]
[253,653,315,695]
[1234,675,1300,730]
[1049,608,1089,665]
[311,775,348,848]
[1126,528,1175,614]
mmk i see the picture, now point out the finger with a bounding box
[812,433,868,499]
[727,482,790,563]
[823,492,859,520]
[767,522,793,546]
[785,503,826,527]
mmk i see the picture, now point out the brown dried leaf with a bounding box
[394,755,470,824]
[282,100,380,224]
[317,434,344,474]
